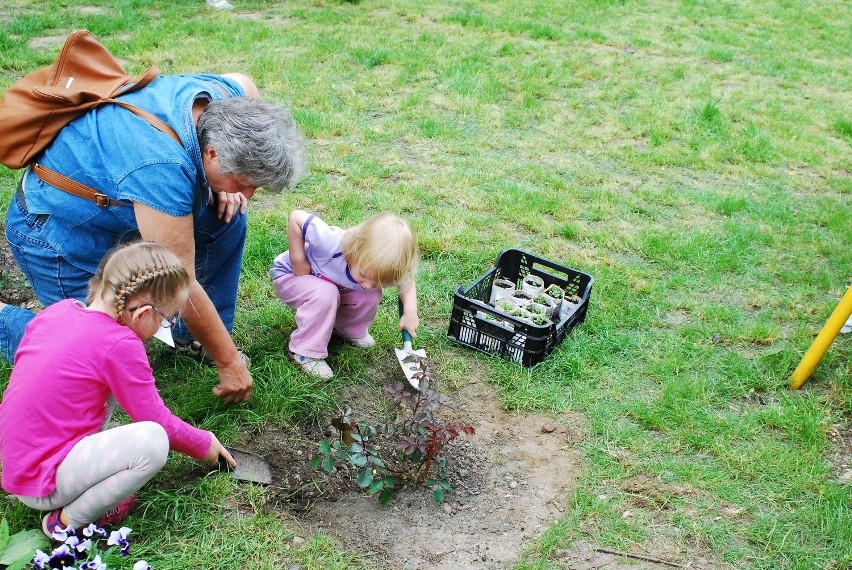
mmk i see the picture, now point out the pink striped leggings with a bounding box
[17,421,169,529]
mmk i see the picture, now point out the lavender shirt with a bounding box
[269,214,365,290]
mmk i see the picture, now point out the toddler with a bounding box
[270,211,419,378]
[0,241,235,537]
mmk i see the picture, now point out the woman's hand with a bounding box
[213,190,248,223]
[200,433,236,468]
[212,353,253,403]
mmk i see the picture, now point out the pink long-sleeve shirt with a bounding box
[0,299,211,496]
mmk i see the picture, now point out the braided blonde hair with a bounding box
[87,241,191,321]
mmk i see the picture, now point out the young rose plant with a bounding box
[312,356,475,504]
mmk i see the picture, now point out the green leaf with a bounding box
[0,529,49,566]
[378,489,393,505]
[318,440,332,454]
[368,479,385,494]
[356,466,374,488]
[432,488,445,503]
[440,480,451,490]
[349,442,364,453]
[0,518,9,550]
[350,454,368,467]
[7,556,34,570]
[383,476,395,488]
[425,478,437,487]
[322,455,335,473]
[310,455,322,470]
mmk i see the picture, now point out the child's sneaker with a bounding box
[337,332,376,348]
[42,508,68,539]
[289,352,334,378]
[95,493,138,527]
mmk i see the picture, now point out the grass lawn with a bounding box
[1,0,850,568]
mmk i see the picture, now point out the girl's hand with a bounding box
[201,433,236,468]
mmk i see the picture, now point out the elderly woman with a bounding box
[0,72,306,403]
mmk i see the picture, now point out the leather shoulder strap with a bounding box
[106,99,182,146]
[32,163,124,207]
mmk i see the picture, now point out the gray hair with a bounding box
[197,96,307,191]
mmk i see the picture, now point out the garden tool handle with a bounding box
[399,297,413,345]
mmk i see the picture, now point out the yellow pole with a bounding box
[790,285,852,389]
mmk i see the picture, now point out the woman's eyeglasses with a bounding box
[127,303,179,328]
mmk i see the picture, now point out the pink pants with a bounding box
[273,273,382,358]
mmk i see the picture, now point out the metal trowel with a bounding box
[395,298,427,390]
[221,446,273,485]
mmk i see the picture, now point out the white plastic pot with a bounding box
[510,289,533,309]
[521,274,544,296]
[489,278,516,305]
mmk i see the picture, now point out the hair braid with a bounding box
[88,242,191,322]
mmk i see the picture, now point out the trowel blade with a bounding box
[395,347,427,390]
[224,446,273,485]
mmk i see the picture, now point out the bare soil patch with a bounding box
[231,368,585,569]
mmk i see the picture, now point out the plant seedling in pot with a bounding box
[521,274,545,296]
[489,277,516,305]
[510,289,533,309]
[510,306,533,324]
[534,293,557,318]
[545,284,564,300]
[531,312,550,326]
[495,299,516,314]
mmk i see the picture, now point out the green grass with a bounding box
[1,0,851,568]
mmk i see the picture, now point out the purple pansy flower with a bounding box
[107,526,132,556]
[82,523,107,539]
[32,549,50,569]
[43,544,77,568]
[79,554,107,570]
[51,524,76,542]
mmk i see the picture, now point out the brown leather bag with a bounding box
[0,29,181,207]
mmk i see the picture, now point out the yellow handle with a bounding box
[790,285,852,389]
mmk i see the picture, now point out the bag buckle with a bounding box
[93,193,111,207]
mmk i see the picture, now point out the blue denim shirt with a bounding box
[21,73,243,274]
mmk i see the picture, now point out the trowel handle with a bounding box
[399,297,413,344]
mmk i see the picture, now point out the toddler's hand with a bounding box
[291,258,312,277]
[398,312,420,338]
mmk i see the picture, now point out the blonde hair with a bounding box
[87,241,191,320]
[340,213,418,289]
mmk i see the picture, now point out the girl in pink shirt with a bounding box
[0,241,236,538]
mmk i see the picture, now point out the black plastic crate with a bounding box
[447,249,593,366]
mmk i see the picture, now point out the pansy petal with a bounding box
[76,538,93,553]
[33,549,50,568]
